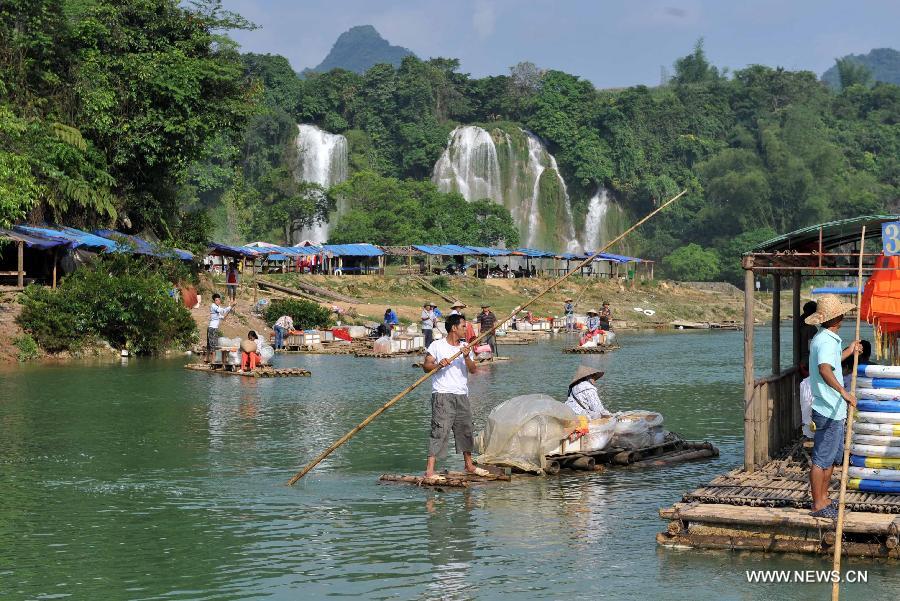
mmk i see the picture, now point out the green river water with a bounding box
[2,327,898,600]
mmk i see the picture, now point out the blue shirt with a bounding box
[809,328,845,420]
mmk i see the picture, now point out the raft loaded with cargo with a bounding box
[379,395,718,488]
[187,335,311,377]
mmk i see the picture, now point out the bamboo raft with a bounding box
[562,344,621,354]
[543,436,718,474]
[278,341,371,355]
[658,455,900,558]
[354,349,423,358]
[380,467,512,489]
[184,364,311,377]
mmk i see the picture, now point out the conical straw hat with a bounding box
[805,294,856,325]
[570,365,604,387]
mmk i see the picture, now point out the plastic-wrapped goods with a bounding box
[476,352,493,361]
[475,394,579,473]
[258,344,275,364]
[217,337,240,350]
[583,415,618,452]
[611,410,665,450]
[373,336,392,354]
[605,331,616,344]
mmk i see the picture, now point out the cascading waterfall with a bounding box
[294,124,349,243]
[432,125,582,252]
[432,126,502,203]
[582,188,610,251]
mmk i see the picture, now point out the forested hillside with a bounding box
[2,2,898,283]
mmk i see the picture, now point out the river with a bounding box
[1,326,897,600]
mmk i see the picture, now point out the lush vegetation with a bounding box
[17,256,197,354]
[3,3,898,285]
[0,0,257,239]
[264,298,332,330]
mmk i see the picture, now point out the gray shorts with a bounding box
[429,393,474,458]
[811,410,845,469]
[207,327,219,351]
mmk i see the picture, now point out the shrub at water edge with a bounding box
[264,298,333,330]
[17,257,197,354]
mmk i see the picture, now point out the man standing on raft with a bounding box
[422,313,489,479]
[805,295,861,518]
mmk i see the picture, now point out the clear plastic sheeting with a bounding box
[259,344,275,364]
[611,410,665,449]
[475,394,579,473]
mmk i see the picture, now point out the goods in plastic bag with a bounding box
[217,337,240,350]
[583,416,618,452]
[611,410,664,449]
[475,394,579,473]
[373,336,392,354]
[259,344,275,364]
[580,339,598,348]
[606,331,616,344]
[476,352,492,361]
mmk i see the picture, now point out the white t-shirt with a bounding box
[427,338,474,395]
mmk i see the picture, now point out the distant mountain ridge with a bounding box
[821,48,900,88]
[307,25,416,75]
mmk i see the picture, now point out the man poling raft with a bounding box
[286,190,687,486]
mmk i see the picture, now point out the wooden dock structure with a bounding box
[660,216,900,559]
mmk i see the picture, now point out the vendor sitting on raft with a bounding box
[240,330,261,372]
[565,365,611,418]
[580,309,608,345]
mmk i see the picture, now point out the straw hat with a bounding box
[805,294,856,325]
[586,308,599,315]
[565,298,573,302]
[481,303,491,308]
[450,301,467,309]
[424,301,435,307]
[570,365,604,387]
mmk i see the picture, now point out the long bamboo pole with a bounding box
[831,226,866,601]
[286,189,688,486]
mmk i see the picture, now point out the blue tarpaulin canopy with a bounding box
[465,246,513,257]
[14,225,120,252]
[207,242,260,258]
[94,230,193,261]
[590,251,642,264]
[0,228,70,250]
[514,247,556,258]
[412,244,476,256]
[321,243,383,257]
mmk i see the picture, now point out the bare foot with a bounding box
[424,471,435,478]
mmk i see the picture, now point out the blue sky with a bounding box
[223,0,900,88]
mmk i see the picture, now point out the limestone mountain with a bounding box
[822,48,900,89]
[308,25,416,74]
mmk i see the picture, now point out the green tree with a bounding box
[836,58,874,90]
[663,244,721,281]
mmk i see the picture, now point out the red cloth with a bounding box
[332,328,352,342]
[180,285,197,309]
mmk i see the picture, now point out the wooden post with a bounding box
[650,262,654,280]
[743,257,756,472]
[17,240,24,288]
[772,274,781,375]
[792,272,801,369]
[52,248,57,289]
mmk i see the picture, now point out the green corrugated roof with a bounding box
[749,215,900,254]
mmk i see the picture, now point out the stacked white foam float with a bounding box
[850,364,900,493]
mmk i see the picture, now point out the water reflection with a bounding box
[0,327,895,600]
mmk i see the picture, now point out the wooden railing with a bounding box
[747,367,800,468]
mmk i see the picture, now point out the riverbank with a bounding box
[3,274,792,365]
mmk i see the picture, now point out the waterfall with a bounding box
[433,125,581,252]
[294,124,349,243]
[432,125,502,203]
[582,188,610,251]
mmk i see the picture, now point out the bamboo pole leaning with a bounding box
[286,190,688,486]
[832,226,867,601]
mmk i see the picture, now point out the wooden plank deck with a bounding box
[562,344,620,354]
[184,364,311,377]
[658,456,900,558]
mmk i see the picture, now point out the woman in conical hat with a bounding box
[565,365,610,419]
